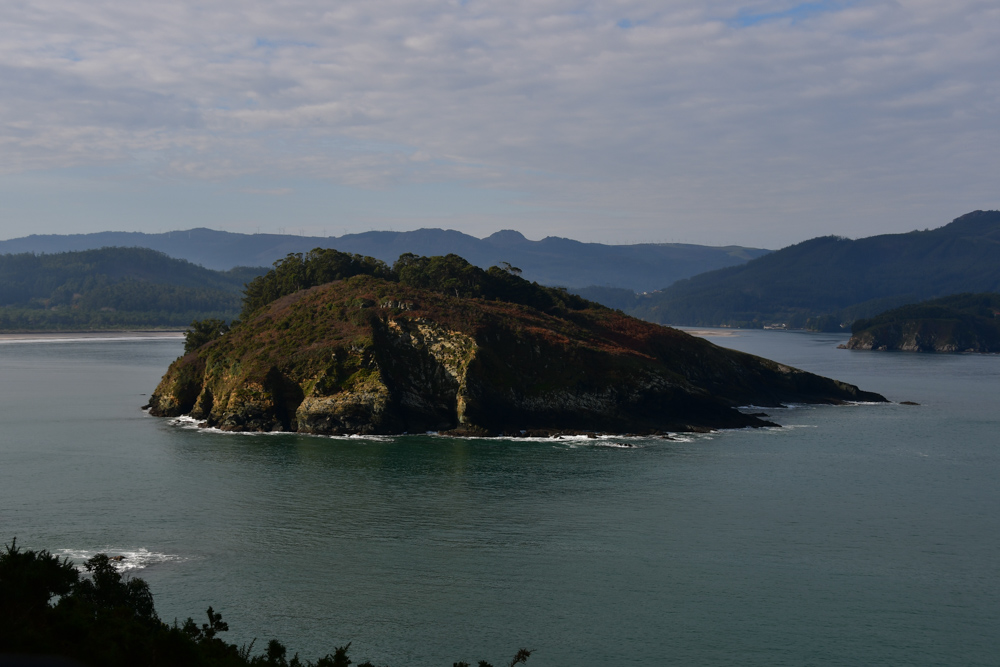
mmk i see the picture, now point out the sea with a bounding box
[1,330,997,666]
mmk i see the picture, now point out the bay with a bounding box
[0,331,997,666]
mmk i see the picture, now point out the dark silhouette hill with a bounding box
[0,227,769,292]
[629,211,1000,330]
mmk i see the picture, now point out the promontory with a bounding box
[147,250,886,435]
[844,292,1000,353]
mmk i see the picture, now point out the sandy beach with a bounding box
[676,327,740,338]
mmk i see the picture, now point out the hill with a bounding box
[0,247,264,331]
[843,293,1000,353]
[627,210,1000,330]
[0,227,769,293]
[147,251,885,436]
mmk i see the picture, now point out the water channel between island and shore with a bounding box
[1,329,998,666]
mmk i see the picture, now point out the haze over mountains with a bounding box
[0,228,769,293]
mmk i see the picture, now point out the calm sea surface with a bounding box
[1,331,998,666]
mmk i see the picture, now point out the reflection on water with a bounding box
[1,335,998,666]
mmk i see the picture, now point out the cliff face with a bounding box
[845,320,1000,353]
[148,275,885,435]
[844,293,1000,353]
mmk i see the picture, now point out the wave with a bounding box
[54,547,188,572]
[167,416,399,441]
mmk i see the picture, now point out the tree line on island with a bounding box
[185,248,593,354]
[0,540,532,667]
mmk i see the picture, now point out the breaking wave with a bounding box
[54,547,189,572]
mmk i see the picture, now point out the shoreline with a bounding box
[675,327,740,338]
[0,330,185,342]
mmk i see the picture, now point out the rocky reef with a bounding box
[147,273,885,435]
[844,293,1000,353]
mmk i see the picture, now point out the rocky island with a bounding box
[147,250,886,435]
[844,293,1000,353]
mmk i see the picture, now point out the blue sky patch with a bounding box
[731,1,850,28]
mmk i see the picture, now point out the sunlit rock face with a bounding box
[148,275,885,435]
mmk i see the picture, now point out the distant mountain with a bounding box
[0,247,263,331]
[844,293,1000,353]
[0,227,769,293]
[628,210,1000,330]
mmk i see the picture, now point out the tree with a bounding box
[185,318,231,353]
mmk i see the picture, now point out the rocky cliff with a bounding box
[844,293,1000,353]
[147,275,885,435]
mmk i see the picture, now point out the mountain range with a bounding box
[624,210,1000,330]
[0,228,769,293]
[5,210,999,333]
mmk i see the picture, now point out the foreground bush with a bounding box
[0,540,530,667]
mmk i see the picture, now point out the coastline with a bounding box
[0,330,185,343]
[675,326,740,338]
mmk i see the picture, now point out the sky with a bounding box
[1,0,998,248]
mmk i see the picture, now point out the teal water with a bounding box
[1,332,998,666]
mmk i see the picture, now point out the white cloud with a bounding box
[0,0,998,244]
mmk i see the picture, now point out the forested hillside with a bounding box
[627,210,1000,330]
[0,248,263,331]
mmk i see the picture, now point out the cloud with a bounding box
[1,0,998,244]
[238,187,293,196]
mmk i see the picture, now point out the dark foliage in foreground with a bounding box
[0,540,531,667]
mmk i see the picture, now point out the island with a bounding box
[843,293,1000,353]
[147,250,886,435]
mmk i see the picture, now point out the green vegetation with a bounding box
[238,250,592,323]
[0,539,531,667]
[0,247,264,331]
[240,249,393,320]
[623,210,1000,330]
[846,292,1000,352]
[185,318,231,353]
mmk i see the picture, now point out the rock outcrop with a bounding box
[844,293,1000,353]
[148,275,885,435]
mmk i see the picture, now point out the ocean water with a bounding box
[1,331,998,666]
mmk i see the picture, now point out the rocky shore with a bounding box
[843,293,1000,353]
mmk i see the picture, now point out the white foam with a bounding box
[54,547,187,572]
[593,441,645,449]
[168,416,399,441]
[166,417,675,443]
